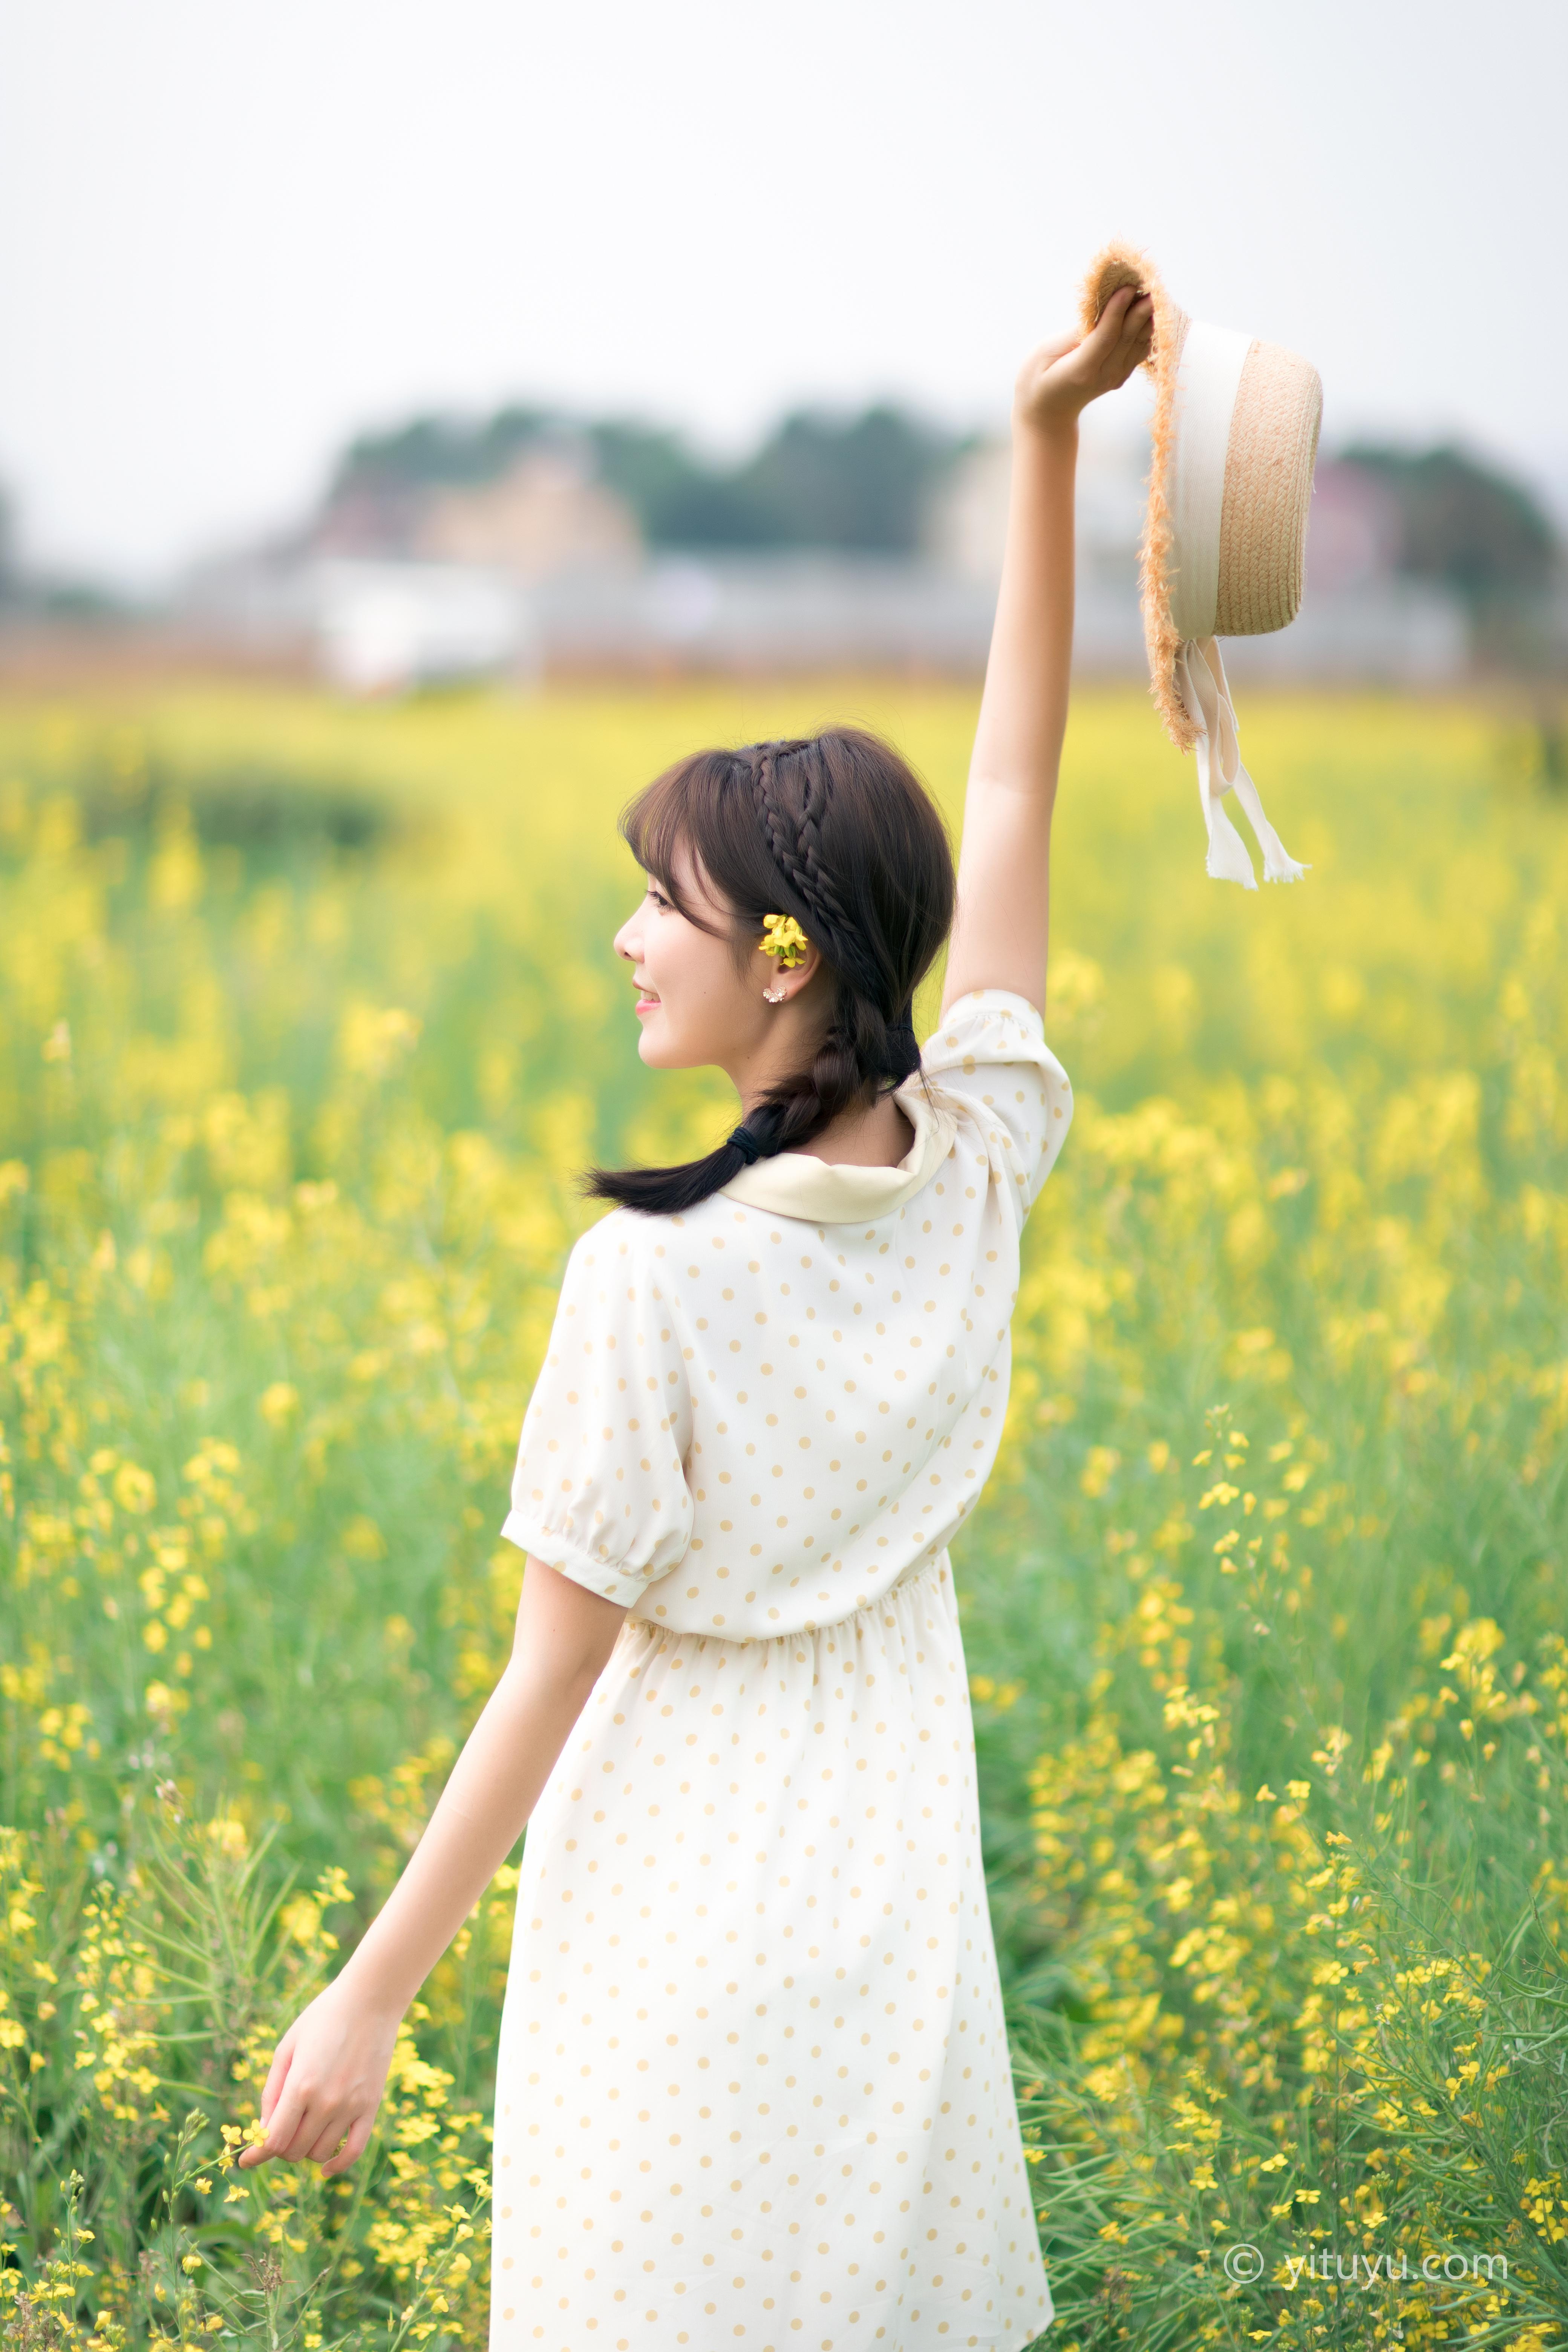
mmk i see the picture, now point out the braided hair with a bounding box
[587,729,955,1216]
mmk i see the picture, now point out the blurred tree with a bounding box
[1341,443,1558,605]
[318,404,966,554]
[1343,442,1563,677]
[329,408,553,497]
[728,407,967,553]
[586,422,750,543]
[0,481,15,604]
[591,405,970,550]
[0,484,128,617]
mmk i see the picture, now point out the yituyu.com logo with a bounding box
[1222,2243,1508,2289]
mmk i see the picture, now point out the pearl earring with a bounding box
[763,986,788,1004]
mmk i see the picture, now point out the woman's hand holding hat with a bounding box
[1012,285,1153,436]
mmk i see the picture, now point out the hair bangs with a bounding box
[620,750,808,949]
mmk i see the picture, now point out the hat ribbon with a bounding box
[1174,637,1309,890]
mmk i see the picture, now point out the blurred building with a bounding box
[522,554,997,674]
[309,434,642,580]
[181,437,626,688]
[418,445,640,577]
[168,407,1540,693]
[926,435,1467,683]
[310,562,533,696]
[926,429,1150,669]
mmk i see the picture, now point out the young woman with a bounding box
[244,283,1154,2349]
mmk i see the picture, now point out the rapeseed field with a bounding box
[2,678,1566,2349]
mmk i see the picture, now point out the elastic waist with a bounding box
[622,1546,953,1658]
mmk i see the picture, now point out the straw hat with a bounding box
[1080,242,1321,888]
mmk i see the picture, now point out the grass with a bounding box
[1,676,1565,2349]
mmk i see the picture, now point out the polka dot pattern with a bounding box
[490,994,1068,2344]
[490,1552,1054,2349]
[502,993,1072,1643]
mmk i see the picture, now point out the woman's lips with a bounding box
[634,992,660,1018]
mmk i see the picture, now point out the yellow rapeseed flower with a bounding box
[759,913,809,968]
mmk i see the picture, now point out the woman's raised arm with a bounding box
[941,284,1152,1017]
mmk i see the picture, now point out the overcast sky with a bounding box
[2,0,1563,585]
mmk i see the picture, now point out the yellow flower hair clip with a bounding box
[759,913,810,969]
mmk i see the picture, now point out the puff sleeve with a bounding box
[501,1212,694,1607]
[920,988,1073,1233]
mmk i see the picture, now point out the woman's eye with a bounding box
[648,887,671,911]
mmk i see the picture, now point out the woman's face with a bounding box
[613,846,773,1075]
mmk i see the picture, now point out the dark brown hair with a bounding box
[588,729,955,1216]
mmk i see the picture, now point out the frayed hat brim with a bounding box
[1079,241,1197,750]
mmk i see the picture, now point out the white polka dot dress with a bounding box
[493,992,1071,2349]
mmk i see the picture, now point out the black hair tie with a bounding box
[727,1125,763,1166]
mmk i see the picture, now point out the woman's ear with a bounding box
[754,934,824,1005]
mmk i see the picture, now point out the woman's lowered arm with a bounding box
[240,1556,627,2176]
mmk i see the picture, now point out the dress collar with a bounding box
[718,1075,959,1224]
